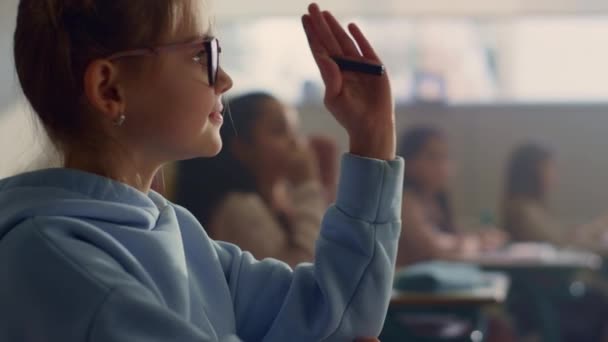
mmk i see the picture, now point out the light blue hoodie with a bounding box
[0,154,403,342]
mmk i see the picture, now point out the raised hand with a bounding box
[302,3,396,161]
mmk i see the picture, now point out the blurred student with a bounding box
[308,134,339,204]
[174,92,326,267]
[502,143,608,249]
[397,126,506,267]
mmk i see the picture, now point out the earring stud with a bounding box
[113,114,126,127]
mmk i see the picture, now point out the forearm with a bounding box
[263,155,404,341]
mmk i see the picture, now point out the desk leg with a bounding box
[537,296,561,342]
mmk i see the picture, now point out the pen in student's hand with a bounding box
[331,57,385,76]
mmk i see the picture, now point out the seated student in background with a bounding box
[174,92,326,267]
[502,143,608,342]
[502,143,608,249]
[397,126,506,267]
[308,134,339,204]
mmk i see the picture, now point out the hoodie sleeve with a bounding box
[213,154,404,342]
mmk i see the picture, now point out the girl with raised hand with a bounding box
[0,1,402,341]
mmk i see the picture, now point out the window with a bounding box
[218,16,608,105]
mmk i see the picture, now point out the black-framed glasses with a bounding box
[107,37,221,86]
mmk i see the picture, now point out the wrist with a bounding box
[348,127,396,161]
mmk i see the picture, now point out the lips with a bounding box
[209,111,224,124]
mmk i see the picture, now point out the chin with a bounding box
[178,130,223,159]
[200,136,223,157]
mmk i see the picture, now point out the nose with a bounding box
[215,67,233,95]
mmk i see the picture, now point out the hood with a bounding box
[0,168,165,240]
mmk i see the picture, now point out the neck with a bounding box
[64,147,161,193]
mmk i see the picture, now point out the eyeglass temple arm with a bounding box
[108,40,218,60]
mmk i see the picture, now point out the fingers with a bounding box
[322,11,360,57]
[316,55,342,98]
[302,14,326,55]
[303,3,385,99]
[308,3,343,56]
[304,2,381,63]
[302,15,342,98]
[348,23,380,61]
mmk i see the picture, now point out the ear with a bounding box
[83,59,126,122]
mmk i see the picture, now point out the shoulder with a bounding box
[206,192,278,237]
[0,218,128,339]
[216,192,270,215]
[1,217,141,291]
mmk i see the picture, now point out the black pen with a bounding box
[331,57,385,76]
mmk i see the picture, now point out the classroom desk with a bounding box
[467,248,602,270]
[382,273,509,342]
[465,246,602,342]
[391,273,510,307]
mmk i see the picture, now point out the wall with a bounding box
[4,101,608,227]
[298,103,608,226]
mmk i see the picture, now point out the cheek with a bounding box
[253,137,288,162]
[137,77,215,137]
[168,87,215,134]
[162,74,213,115]
[273,137,295,158]
[421,162,446,185]
[437,161,452,180]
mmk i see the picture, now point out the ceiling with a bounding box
[215,0,608,18]
[1,0,607,21]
